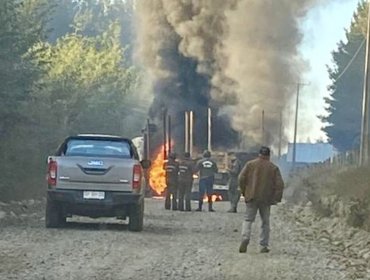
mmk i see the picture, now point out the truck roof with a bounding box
[77,133,122,138]
[72,134,131,142]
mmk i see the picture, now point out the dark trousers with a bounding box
[165,182,178,210]
[228,183,241,211]
[178,180,193,211]
[198,176,214,210]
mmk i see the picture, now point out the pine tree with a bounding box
[322,1,368,152]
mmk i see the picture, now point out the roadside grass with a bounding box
[287,165,370,230]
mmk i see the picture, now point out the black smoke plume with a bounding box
[135,0,335,153]
[135,0,239,154]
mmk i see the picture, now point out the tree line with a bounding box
[0,0,147,200]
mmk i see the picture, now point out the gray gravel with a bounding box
[0,199,360,279]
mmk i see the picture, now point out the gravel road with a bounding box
[0,198,364,280]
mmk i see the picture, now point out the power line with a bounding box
[336,39,365,82]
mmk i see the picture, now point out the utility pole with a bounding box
[185,111,189,153]
[146,119,151,160]
[189,111,194,157]
[145,119,151,196]
[278,111,283,159]
[163,109,167,160]
[360,2,370,166]
[208,108,212,152]
[261,110,265,146]
[239,131,244,150]
[292,82,308,167]
[168,115,172,155]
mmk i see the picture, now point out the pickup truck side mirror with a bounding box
[140,159,151,169]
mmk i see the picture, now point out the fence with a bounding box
[328,150,360,167]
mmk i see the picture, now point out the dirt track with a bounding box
[0,198,365,279]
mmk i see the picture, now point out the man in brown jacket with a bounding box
[238,146,284,253]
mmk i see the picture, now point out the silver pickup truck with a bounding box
[45,134,150,231]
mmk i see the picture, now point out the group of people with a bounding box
[163,152,193,212]
[163,150,218,212]
[163,146,285,254]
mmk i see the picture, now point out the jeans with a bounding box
[241,201,271,247]
[199,176,214,199]
[198,176,214,210]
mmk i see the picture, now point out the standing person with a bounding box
[178,152,195,211]
[163,153,179,210]
[238,146,284,253]
[227,153,242,213]
[195,150,218,212]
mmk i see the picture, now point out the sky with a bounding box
[297,0,360,143]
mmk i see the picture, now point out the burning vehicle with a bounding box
[141,109,258,202]
[191,150,259,201]
[191,151,229,201]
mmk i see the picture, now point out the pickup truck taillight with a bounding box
[133,164,142,189]
[47,160,58,186]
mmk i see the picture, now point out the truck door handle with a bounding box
[59,176,70,180]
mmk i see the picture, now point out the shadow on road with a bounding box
[58,220,183,235]
[62,221,129,231]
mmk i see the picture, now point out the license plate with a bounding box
[83,191,105,200]
[214,174,223,179]
[213,184,228,190]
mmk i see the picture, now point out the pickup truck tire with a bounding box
[45,199,66,228]
[128,200,144,232]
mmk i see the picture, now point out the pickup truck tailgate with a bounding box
[55,157,136,192]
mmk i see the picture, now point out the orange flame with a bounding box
[203,194,223,202]
[149,146,167,195]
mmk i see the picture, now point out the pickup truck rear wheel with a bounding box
[128,200,144,232]
[45,199,66,228]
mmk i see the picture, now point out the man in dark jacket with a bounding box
[238,146,284,253]
[227,153,242,213]
[163,153,179,210]
[178,152,195,211]
[195,150,218,212]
